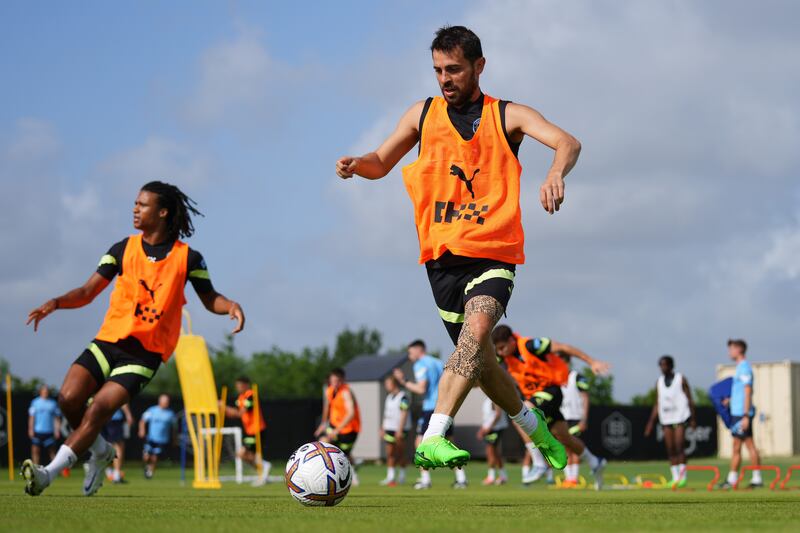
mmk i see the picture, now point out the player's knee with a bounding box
[58,391,83,417]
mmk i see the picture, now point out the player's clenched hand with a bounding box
[336,157,359,179]
[539,172,565,214]
[26,299,58,332]
[229,302,245,334]
[590,360,611,376]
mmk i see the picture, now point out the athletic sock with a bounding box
[387,466,396,481]
[670,465,680,481]
[677,464,686,481]
[88,434,111,458]
[422,414,453,440]
[546,468,554,482]
[521,465,530,478]
[487,467,496,481]
[398,467,406,483]
[567,464,580,481]
[511,407,538,436]
[498,468,507,479]
[454,467,467,483]
[420,469,431,484]
[752,470,763,484]
[44,445,78,483]
[581,447,600,470]
[531,446,547,470]
[727,471,738,485]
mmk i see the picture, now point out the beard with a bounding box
[441,75,479,107]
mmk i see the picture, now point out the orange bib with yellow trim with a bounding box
[237,389,267,435]
[517,335,570,391]
[326,384,361,434]
[96,234,188,361]
[402,95,525,264]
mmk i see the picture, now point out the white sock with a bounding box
[511,407,538,435]
[387,466,396,481]
[670,465,680,481]
[422,414,453,440]
[727,471,738,484]
[581,447,600,470]
[398,467,406,483]
[487,467,496,480]
[498,468,507,479]
[546,468,554,482]
[531,446,547,469]
[678,464,687,481]
[567,464,580,481]
[521,464,530,478]
[454,467,467,483]
[752,470,762,484]
[44,445,78,482]
[420,469,431,484]
[88,434,111,458]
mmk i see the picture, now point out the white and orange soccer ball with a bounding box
[284,441,352,507]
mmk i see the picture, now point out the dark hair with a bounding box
[727,339,747,354]
[330,367,346,379]
[141,181,203,241]
[659,355,675,369]
[431,25,483,62]
[384,374,400,388]
[491,324,514,344]
[235,376,251,385]
[408,339,426,350]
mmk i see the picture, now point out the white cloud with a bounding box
[3,118,61,161]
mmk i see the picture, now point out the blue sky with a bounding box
[1,1,799,400]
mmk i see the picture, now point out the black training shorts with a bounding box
[426,255,516,345]
[529,385,565,426]
[75,338,161,398]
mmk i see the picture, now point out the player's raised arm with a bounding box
[505,103,581,214]
[336,100,425,180]
[550,339,610,376]
[26,273,110,331]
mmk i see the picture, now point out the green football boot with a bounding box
[528,407,568,470]
[671,477,687,489]
[414,436,470,469]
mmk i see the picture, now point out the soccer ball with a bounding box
[285,441,352,507]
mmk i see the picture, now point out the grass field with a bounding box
[1,456,799,532]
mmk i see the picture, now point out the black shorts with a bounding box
[31,432,57,449]
[143,440,169,458]
[328,429,358,454]
[483,428,505,445]
[566,419,582,437]
[426,255,516,345]
[731,415,754,439]
[102,420,125,443]
[243,430,266,453]
[74,338,161,398]
[383,430,406,444]
[529,386,564,426]
[416,410,454,437]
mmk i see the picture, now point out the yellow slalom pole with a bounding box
[252,384,262,475]
[6,374,14,481]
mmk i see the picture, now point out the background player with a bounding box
[22,181,245,497]
[224,377,271,487]
[478,396,508,485]
[492,325,610,488]
[380,375,411,486]
[393,340,467,489]
[102,404,133,484]
[336,25,577,471]
[720,339,763,489]
[28,385,61,469]
[559,352,592,488]
[644,355,696,488]
[139,394,176,479]
[316,368,361,485]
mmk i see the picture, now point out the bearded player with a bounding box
[336,26,580,469]
[23,181,245,496]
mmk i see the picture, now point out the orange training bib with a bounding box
[96,234,188,361]
[327,384,361,434]
[402,95,525,264]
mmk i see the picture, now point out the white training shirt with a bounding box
[382,390,412,431]
[481,398,509,431]
[657,372,691,425]
[560,370,588,421]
